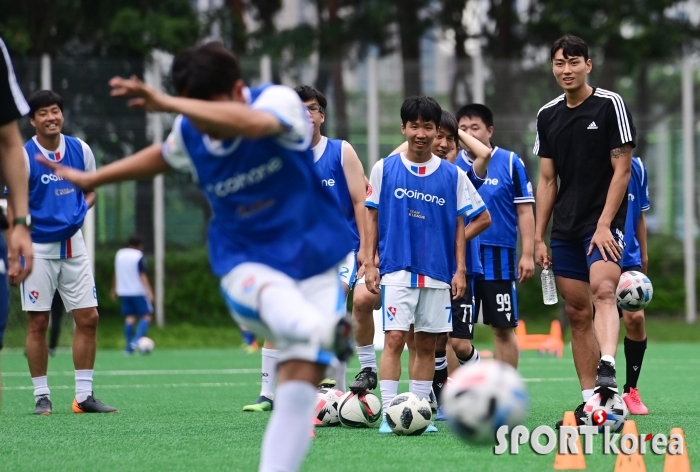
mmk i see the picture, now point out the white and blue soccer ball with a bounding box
[616,271,653,312]
[385,392,433,436]
[337,391,383,428]
[583,393,628,432]
[315,387,344,426]
[441,360,529,444]
[136,337,155,354]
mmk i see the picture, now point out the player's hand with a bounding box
[7,225,32,285]
[35,155,96,190]
[451,270,466,300]
[535,240,551,269]
[355,250,366,280]
[109,76,172,112]
[588,225,621,262]
[518,254,535,283]
[365,265,380,294]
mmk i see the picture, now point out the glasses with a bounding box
[306,105,324,115]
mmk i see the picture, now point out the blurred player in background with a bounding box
[243,84,366,411]
[455,104,536,369]
[48,291,65,356]
[0,37,35,358]
[8,90,115,415]
[364,96,471,434]
[534,35,635,425]
[620,157,650,414]
[39,42,354,472]
[112,236,153,354]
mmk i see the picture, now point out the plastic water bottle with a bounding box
[541,267,558,305]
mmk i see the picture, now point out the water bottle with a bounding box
[541,267,558,305]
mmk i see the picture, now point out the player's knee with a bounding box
[564,302,591,330]
[624,310,645,333]
[384,331,406,353]
[436,333,448,351]
[27,314,50,335]
[414,334,437,355]
[591,281,616,306]
[450,337,472,358]
[353,289,378,317]
[75,308,99,330]
[493,327,515,342]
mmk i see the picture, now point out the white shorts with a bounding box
[21,253,97,312]
[338,251,357,288]
[381,285,452,333]
[220,262,344,366]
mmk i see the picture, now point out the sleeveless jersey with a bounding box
[313,136,360,251]
[161,84,352,280]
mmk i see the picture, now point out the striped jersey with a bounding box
[622,157,650,269]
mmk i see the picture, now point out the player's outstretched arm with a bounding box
[342,142,368,267]
[464,210,491,242]
[587,144,633,261]
[37,144,170,190]
[534,158,557,269]
[457,129,491,178]
[390,142,408,155]
[110,76,286,140]
[452,215,467,300]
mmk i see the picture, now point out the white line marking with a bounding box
[1,369,260,378]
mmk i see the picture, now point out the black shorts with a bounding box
[474,279,519,329]
[450,277,476,339]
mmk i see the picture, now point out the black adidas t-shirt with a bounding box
[0,38,28,127]
[534,88,636,240]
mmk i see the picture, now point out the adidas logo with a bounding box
[587,121,598,130]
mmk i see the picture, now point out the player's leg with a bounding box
[479,280,519,368]
[349,278,381,392]
[378,285,414,433]
[221,262,352,472]
[132,296,153,345]
[622,303,648,414]
[432,333,448,419]
[48,291,63,356]
[60,254,116,413]
[450,277,480,367]
[589,259,622,394]
[244,338,278,411]
[22,258,57,414]
[123,314,137,354]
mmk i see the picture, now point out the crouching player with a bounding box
[38,42,354,472]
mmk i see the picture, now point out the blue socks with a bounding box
[124,323,135,352]
[135,317,150,341]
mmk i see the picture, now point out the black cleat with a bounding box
[332,317,355,362]
[349,367,378,393]
[72,393,117,413]
[33,395,52,415]
[555,402,586,429]
[594,359,618,396]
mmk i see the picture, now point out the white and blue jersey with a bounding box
[161,84,352,280]
[313,136,359,251]
[476,147,535,281]
[366,153,473,288]
[622,157,650,270]
[20,134,95,259]
[455,150,488,277]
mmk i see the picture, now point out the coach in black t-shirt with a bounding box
[0,38,34,353]
[534,35,635,423]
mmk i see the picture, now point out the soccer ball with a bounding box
[337,391,383,428]
[385,393,432,436]
[583,393,628,432]
[315,387,344,426]
[441,360,529,444]
[616,271,653,312]
[136,337,155,354]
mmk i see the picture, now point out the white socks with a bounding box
[330,362,347,391]
[261,348,279,399]
[32,376,50,399]
[458,346,481,366]
[582,389,595,402]
[601,354,615,367]
[75,370,93,403]
[259,381,316,472]
[380,380,399,412]
[409,380,432,401]
[356,345,377,371]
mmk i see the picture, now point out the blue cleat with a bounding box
[435,405,447,421]
[425,422,438,433]
[378,418,393,434]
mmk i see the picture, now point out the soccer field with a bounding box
[1,345,697,472]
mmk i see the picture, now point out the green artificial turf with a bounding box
[0,345,697,471]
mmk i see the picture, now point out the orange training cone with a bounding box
[553,411,586,470]
[663,428,690,472]
[613,420,646,472]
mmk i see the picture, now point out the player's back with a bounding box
[622,157,650,269]
[114,247,146,296]
[163,85,352,281]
